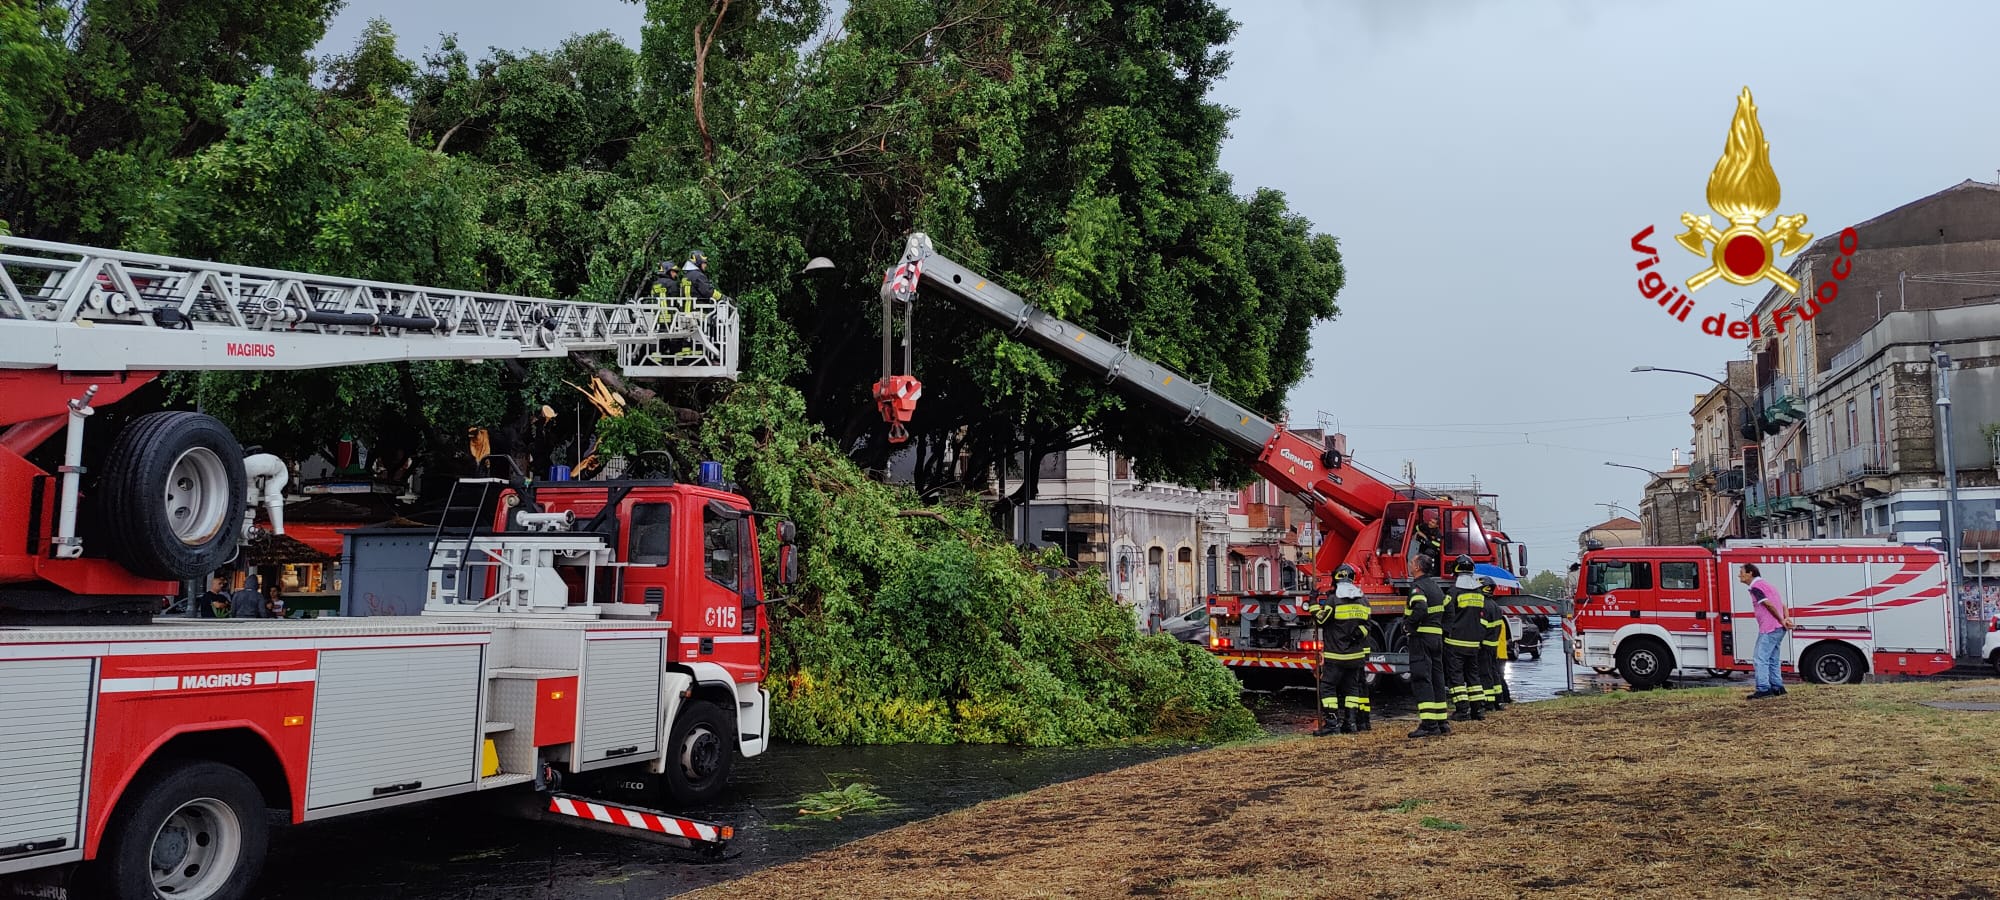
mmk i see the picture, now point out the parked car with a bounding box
[1506,615,1548,661]
[1984,615,2000,676]
[1162,604,1210,644]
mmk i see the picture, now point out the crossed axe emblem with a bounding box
[1675,211,1812,295]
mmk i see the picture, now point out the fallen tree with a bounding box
[649,378,1257,746]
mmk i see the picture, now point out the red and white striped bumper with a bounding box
[1218,655,1314,670]
[546,794,732,847]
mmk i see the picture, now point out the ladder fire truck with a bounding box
[0,237,787,899]
[872,232,1556,685]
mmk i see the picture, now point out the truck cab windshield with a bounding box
[1586,560,1652,594]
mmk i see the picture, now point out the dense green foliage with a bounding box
[687,379,1257,745]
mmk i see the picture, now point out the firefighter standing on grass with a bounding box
[1478,576,1508,712]
[1444,554,1487,722]
[1310,565,1372,736]
[1405,554,1452,739]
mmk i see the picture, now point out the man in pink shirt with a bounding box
[1739,564,1795,699]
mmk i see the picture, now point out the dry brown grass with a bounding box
[688,681,2000,900]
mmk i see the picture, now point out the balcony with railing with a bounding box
[1802,443,1890,496]
[1759,373,1806,425]
[1827,340,1868,379]
[1758,470,1814,516]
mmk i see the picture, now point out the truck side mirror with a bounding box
[1517,545,1527,573]
[777,544,801,585]
[777,520,797,544]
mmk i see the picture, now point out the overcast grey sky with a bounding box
[316,1,2000,568]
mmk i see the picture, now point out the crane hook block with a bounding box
[873,374,922,444]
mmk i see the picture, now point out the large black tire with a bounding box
[1615,637,1673,690]
[89,760,269,900]
[1989,650,2000,678]
[663,700,734,805]
[100,412,246,580]
[1801,642,1866,685]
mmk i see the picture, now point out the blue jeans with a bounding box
[1753,628,1787,692]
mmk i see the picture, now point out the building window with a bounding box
[1038,451,1066,480]
[1871,384,1885,447]
[1846,398,1858,450]
[1255,560,1270,591]
[1254,481,1268,505]
[1113,454,1131,481]
[1228,553,1244,592]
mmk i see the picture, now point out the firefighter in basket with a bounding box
[1310,564,1372,736]
[1444,554,1487,722]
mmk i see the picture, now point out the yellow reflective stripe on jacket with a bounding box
[1334,604,1369,620]
[1444,637,1481,648]
[1322,650,1367,661]
[1416,625,1443,634]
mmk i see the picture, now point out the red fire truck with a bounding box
[0,237,785,899]
[1572,539,1955,689]
[870,232,1554,684]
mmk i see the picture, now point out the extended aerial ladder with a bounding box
[0,236,739,617]
[875,232,1539,677]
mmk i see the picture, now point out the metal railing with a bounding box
[1826,340,1868,378]
[1803,443,1890,493]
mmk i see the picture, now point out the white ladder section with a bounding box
[0,235,737,379]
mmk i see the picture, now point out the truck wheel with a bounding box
[1615,638,1673,690]
[1990,650,2000,678]
[100,412,246,580]
[663,700,733,805]
[90,760,268,900]
[1801,643,1866,685]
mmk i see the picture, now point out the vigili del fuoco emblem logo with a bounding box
[1674,87,1810,295]
[1630,87,1858,340]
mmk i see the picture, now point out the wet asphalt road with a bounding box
[2,642,1737,899]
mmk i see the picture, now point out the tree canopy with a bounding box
[1,0,1343,499]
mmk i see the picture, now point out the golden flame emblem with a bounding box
[1675,88,1811,295]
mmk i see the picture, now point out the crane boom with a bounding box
[879,233,1442,548]
[0,236,739,378]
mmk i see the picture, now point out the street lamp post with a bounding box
[1933,343,1971,657]
[1632,365,1762,538]
[1605,461,1694,545]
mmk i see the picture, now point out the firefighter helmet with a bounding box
[1332,563,1357,582]
[687,250,708,271]
[1452,553,1475,574]
[1478,576,1496,592]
